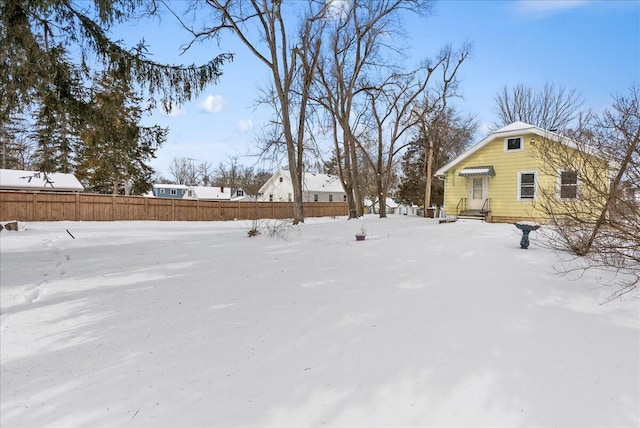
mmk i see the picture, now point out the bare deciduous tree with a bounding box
[169,157,199,185]
[176,0,331,224]
[534,86,639,302]
[313,0,437,218]
[492,82,584,131]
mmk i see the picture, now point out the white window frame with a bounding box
[558,169,580,200]
[159,188,165,194]
[237,189,244,197]
[329,194,333,202]
[517,171,537,201]
[504,136,524,152]
[170,189,177,196]
[313,194,319,202]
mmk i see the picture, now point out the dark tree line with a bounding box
[1,0,231,194]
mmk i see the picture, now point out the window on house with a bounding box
[518,172,536,200]
[505,137,523,151]
[170,189,177,195]
[279,177,283,183]
[314,194,319,202]
[269,194,273,202]
[329,194,333,202]
[559,170,578,199]
[160,188,165,194]
[343,195,347,202]
[237,190,244,197]
[288,193,292,202]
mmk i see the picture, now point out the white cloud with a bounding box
[513,0,588,17]
[236,119,254,133]
[199,95,225,113]
[326,0,350,20]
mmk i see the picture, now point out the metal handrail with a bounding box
[456,198,467,215]
[481,198,490,214]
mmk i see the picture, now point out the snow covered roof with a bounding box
[153,183,189,190]
[269,170,345,193]
[187,186,232,200]
[435,121,597,177]
[303,172,344,192]
[0,169,84,192]
[364,197,398,208]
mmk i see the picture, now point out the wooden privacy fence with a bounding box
[0,191,348,222]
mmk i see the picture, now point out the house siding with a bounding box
[258,170,347,203]
[442,131,609,223]
[444,132,541,219]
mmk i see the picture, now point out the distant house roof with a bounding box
[187,186,232,200]
[185,186,251,201]
[0,169,84,192]
[365,197,399,209]
[152,183,189,190]
[266,170,345,193]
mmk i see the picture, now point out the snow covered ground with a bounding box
[1,216,638,427]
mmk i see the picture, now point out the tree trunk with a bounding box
[581,125,639,255]
[424,140,434,216]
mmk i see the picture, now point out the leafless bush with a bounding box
[532,87,639,302]
[245,218,297,240]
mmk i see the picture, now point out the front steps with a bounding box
[457,209,487,220]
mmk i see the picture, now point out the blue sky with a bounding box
[113,0,639,178]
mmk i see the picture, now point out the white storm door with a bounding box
[468,177,486,209]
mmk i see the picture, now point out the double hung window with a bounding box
[559,170,579,199]
[518,172,537,200]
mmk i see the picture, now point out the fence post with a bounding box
[75,193,80,221]
[33,192,38,221]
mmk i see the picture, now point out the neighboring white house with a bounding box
[258,169,347,203]
[183,186,251,201]
[0,169,84,192]
[364,197,399,214]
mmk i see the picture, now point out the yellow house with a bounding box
[435,122,611,224]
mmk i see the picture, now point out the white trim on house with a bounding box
[504,136,524,152]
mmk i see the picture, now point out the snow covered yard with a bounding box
[1,216,638,428]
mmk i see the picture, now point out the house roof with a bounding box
[302,172,344,193]
[435,121,588,177]
[0,169,84,192]
[261,169,345,193]
[153,183,189,190]
[364,197,398,208]
[188,186,232,200]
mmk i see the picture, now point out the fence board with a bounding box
[0,191,348,222]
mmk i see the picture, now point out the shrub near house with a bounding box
[435,122,611,223]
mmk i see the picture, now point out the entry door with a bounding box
[468,177,486,210]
